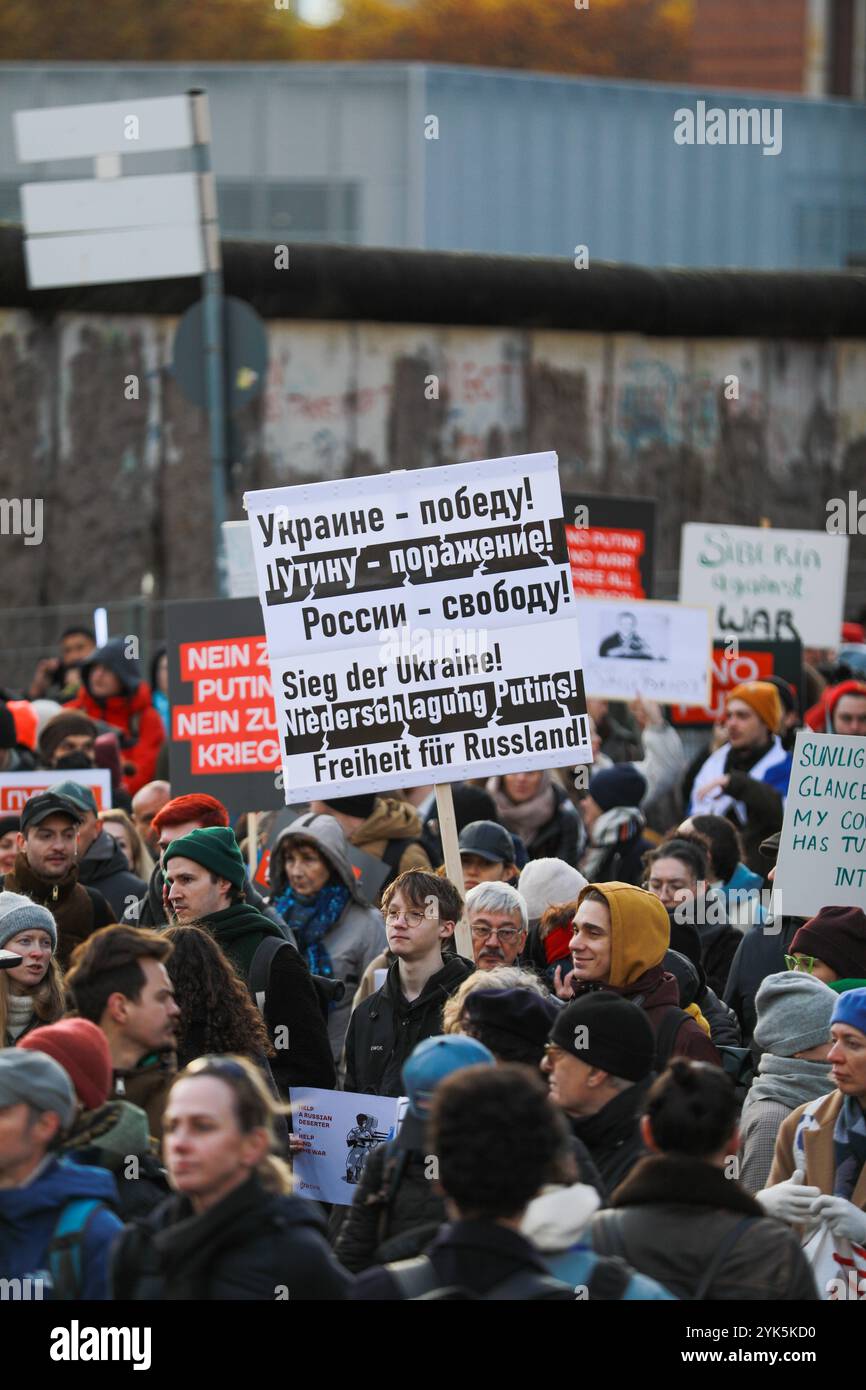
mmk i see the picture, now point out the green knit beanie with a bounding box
[163,826,246,890]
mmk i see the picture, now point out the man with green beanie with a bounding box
[163,827,335,1093]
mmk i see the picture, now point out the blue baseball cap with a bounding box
[398,1035,495,1150]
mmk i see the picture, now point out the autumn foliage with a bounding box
[0,0,693,82]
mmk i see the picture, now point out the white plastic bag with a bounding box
[802,1221,866,1300]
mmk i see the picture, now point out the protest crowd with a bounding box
[1,593,866,1305]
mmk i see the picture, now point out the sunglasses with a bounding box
[784,954,818,974]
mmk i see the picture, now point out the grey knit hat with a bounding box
[518,858,588,923]
[0,891,58,954]
[0,1049,75,1127]
[753,971,837,1057]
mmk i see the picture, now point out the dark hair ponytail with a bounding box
[644,1059,737,1158]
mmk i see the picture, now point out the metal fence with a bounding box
[0,598,169,698]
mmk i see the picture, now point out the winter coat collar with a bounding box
[570,1076,650,1152]
[8,851,80,905]
[430,1217,553,1274]
[612,1153,762,1216]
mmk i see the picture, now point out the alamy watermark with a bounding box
[674,100,782,157]
[0,498,43,545]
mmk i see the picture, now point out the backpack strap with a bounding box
[47,1197,106,1300]
[386,1254,441,1300]
[654,1007,692,1070]
[691,1217,757,1301]
[249,936,290,1013]
[586,1254,632,1301]
[591,1208,629,1260]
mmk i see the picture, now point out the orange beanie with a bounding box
[726,681,782,733]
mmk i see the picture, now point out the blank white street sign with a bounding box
[21,172,202,235]
[24,224,205,288]
[14,95,195,163]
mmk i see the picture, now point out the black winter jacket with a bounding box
[111,1173,352,1300]
[344,954,475,1096]
[334,1140,445,1273]
[569,1077,650,1198]
[591,1154,818,1300]
[724,915,802,1043]
[78,829,147,919]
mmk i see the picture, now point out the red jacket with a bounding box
[67,680,164,795]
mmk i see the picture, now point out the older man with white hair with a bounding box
[466,881,529,971]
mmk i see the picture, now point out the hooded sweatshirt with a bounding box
[0,1155,122,1299]
[270,813,387,1061]
[66,638,164,795]
[572,882,721,1067]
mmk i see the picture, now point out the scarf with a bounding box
[580,805,645,880]
[273,882,350,978]
[6,993,34,1042]
[833,1094,866,1201]
[489,773,557,846]
[742,1052,833,1115]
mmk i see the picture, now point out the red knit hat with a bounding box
[18,1018,112,1112]
[803,680,866,732]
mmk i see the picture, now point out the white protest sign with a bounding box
[244,453,592,802]
[772,731,866,918]
[0,769,112,814]
[574,598,711,703]
[679,523,848,647]
[289,1087,407,1206]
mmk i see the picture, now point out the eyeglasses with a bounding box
[385,907,429,929]
[470,923,521,943]
[543,1043,568,1062]
[784,954,818,974]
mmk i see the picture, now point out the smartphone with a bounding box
[0,950,24,970]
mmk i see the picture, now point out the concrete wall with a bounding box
[2,308,865,690]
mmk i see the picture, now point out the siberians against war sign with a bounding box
[244,452,592,801]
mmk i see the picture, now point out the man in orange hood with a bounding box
[555,881,720,1067]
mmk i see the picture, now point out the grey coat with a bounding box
[270,813,387,1066]
[737,1054,833,1194]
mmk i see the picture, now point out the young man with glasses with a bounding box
[465,881,528,970]
[344,870,474,1096]
[784,906,866,991]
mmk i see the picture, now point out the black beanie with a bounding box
[588,763,647,812]
[451,783,498,830]
[320,793,377,820]
[790,906,866,981]
[550,990,655,1082]
[464,988,558,1052]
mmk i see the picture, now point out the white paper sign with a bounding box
[289,1087,407,1206]
[771,731,866,918]
[0,769,112,814]
[679,523,848,647]
[575,598,711,703]
[244,453,592,801]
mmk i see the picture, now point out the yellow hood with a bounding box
[577,881,670,989]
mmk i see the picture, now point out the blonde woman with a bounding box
[0,892,65,1045]
[110,1055,351,1300]
[99,808,155,880]
[441,963,550,1035]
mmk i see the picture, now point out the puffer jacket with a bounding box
[66,637,164,795]
[345,953,475,1096]
[333,1138,445,1273]
[78,828,147,919]
[570,882,721,1066]
[347,797,432,898]
[111,1173,351,1300]
[269,813,387,1063]
[589,1153,818,1300]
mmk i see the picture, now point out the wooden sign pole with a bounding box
[435,782,473,960]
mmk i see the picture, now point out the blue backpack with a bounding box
[46,1197,109,1300]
